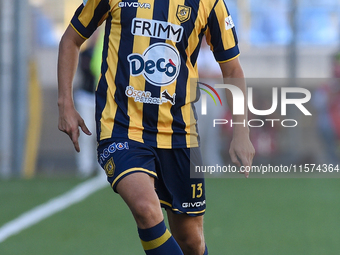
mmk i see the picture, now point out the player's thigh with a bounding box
[98,139,163,228]
[116,172,157,209]
[117,172,163,228]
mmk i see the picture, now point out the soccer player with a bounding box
[57,0,255,254]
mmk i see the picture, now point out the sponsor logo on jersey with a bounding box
[99,142,129,165]
[225,15,234,30]
[176,5,191,23]
[125,86,176,105]
[118,1,151,9]
[131,18,183,42]
[182,200,206,208]
[127,43,181,86]
[161,90,176,105]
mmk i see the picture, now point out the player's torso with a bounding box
[97,0,212,148]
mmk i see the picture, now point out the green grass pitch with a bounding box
[1,178,340,254]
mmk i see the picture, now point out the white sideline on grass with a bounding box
[0,175,107,243]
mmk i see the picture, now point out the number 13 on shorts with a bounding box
[191,183,203,199]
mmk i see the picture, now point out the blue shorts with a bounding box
[97,138,206,216]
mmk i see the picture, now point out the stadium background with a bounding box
[1,0,340,254]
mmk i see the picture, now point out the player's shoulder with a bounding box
[197,0,221,12]
[83,0,117,7]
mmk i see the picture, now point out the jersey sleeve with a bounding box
[70,0,110,40]
[204,0,239,63]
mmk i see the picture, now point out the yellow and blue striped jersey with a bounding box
[71,0,239,148]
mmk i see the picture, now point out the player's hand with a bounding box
[229,133,255,178]
[58,102,91,152]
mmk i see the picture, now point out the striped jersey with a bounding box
[71,0,239,148]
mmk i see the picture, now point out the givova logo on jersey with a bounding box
[127,43,181,86]
[118,1,151,9]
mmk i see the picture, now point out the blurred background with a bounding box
[1,1,340,254]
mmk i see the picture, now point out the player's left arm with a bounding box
[219,58,255,178]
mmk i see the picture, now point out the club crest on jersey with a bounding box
[104,158,115,178]
[176,5,191,23]
[127,43,181,87]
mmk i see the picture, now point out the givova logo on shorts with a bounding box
[98,142,129,165]
[127,43,181,86]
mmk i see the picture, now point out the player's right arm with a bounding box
[57,25,91,152]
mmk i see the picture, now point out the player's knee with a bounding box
[175,232,205,255]
[131,199,162,228]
